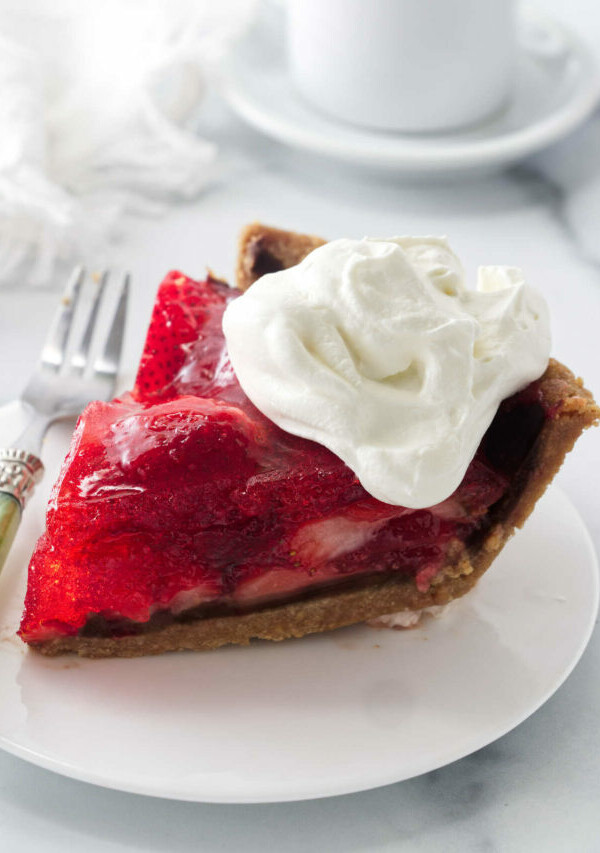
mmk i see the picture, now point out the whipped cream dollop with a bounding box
[222,237,551,508]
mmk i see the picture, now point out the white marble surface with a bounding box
[1,0,600,849]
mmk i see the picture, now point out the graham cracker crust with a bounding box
[236,222,325,290]
[30,227,599,657]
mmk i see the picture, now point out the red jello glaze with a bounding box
[21,532,223,638]
[134,272,239,402]
[20,272,513,642]
[45,396,262,541]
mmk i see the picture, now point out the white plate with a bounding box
[222,8,600,174]
[0,420,597,804]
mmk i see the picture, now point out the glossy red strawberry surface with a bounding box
[20,273,519,642]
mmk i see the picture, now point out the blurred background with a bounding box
[0,0,599,289]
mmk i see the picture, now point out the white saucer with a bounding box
[222,9,600,174]
[0,419,598,803]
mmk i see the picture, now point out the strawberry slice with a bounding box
[133,272,237,400]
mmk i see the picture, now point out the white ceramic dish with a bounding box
[0,420,597,803]
[288,0,517,132]
[222,8,600,174]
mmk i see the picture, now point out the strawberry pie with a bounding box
[18,225,599,657]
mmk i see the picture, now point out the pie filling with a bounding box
[19,273,551,644]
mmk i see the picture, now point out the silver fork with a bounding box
[0,267,130,571]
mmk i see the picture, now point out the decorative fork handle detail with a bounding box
[0,448,44,508]
[0,449,44,571]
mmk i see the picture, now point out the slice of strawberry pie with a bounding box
[19,228,599,657]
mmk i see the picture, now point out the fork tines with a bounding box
[40,268,130,382]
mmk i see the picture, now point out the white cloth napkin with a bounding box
[0,0,256,287]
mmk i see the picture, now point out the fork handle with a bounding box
[0,494,21,570]
[0,449,44,572]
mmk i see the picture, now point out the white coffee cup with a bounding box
[288,0,517,132]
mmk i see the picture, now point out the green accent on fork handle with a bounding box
[0,449,44,573]
[0,492,21,572]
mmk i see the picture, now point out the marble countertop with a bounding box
[1,1,600,850]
